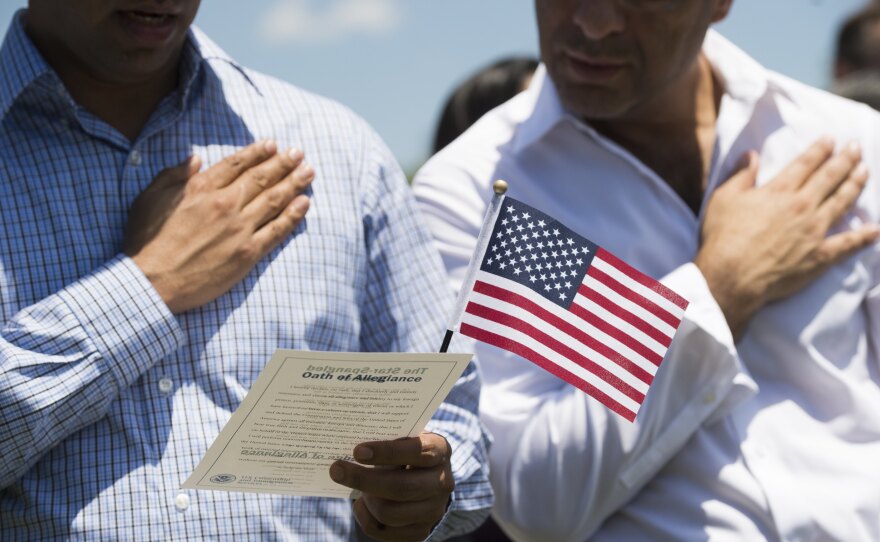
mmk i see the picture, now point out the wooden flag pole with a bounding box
[439,180,509,353]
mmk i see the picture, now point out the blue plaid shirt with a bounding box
[0,11,490,541]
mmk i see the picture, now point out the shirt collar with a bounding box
[0,10,258,122]
[0,9,53,121]
[514,29,785,153]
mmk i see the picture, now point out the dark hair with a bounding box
[835,4,880,77]
[432,57,539,154]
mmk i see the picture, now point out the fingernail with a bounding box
[846,140,861,155]
[291,196,310,214]
[853,163,869,178]
[263,139,277,153]
[819,135,835,147]
[287,148,303,161]
[329,463,344,482]
[303,165,315,179]
[354,446,373,462]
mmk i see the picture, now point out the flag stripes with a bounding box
[452,196,688,421]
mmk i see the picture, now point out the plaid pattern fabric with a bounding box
[0,11,490,541]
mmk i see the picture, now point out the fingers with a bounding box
[353,433,451,469]
[329,460,453,502]
[200,139,278,189]
[818,160,869,226]
[245,157,314,228]
[771,137,834,190]
[353,498,435,542]
[806,141,862,205]
[250,194,310,254]
[817,226,880,266]
[236,148,305,205]
[361,493,448,529]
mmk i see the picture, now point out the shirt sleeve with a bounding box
[357,130,493,539]
[412,160,757,542]
[0,255,185,489]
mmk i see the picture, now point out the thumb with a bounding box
[727,150,759,191]
[151,155,201,187]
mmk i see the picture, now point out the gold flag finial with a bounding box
[493,180,509,195]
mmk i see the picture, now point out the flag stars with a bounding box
[523,212,531,220]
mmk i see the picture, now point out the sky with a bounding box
[0,0,871,171]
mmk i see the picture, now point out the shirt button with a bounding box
[128,150,143,166]
[702,392,717,405]
[158,377,174,394]
[174,493,190,511]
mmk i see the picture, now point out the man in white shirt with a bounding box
[414,0,880,540]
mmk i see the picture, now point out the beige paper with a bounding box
[181,350,472,499]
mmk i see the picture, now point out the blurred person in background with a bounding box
[833,3,880,110]
[433,57,538,154]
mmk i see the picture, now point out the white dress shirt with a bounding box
[413,30,880,542]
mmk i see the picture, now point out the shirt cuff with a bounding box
[423,420,493,540]
[661,262,758,423]
[56,254,186,389]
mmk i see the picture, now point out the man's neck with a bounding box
[24,26,181,142]
[590,55,722,214]
[58,67,179,142]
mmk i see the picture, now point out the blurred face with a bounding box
[535,0,731,120]
[26,0,200,85]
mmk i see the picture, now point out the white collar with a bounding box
[513,29,785,153]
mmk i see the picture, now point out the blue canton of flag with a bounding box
[481,199,599,308]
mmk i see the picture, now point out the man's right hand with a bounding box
[124,140,314,314]
[695,137,879,341]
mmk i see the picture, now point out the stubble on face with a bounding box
[25,0,201,87]
[535,0,724,123]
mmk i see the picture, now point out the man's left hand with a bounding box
[329,432,454,542]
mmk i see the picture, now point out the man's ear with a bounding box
[711,0,733,23]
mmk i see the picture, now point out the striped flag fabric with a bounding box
[452,196,688,421]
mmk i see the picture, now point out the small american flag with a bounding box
[452,196,688,421]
